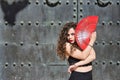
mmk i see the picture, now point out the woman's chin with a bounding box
[70,41,74,44]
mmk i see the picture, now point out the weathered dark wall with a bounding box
[0,0,120,80]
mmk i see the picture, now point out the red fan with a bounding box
[75,16,98,50]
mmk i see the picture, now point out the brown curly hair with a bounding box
[56,22,80,60]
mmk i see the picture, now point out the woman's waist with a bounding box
[74,65,92,72]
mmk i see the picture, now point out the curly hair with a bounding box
[56,22,80,60]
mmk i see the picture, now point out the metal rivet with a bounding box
[95,61,98,65]
[117,61,120,66]
[109,61,113,65]
[51,21,54,25]
[13,62,16,67]
[102,21,105,25]
[36,41,39,46]
[80,1,83,5]
[20,42,23,46]
[73,1,76,5]
[58,21,61,25]
[5,42,8,46]
[28,1,31,4]
[35,21,39,26]
[87,1,90,5]
[109,21,113,26]
[73,8,76,12]
[102,41,105,45]
[28,21,32,26]
[5,21,8,26]
[80,8,83,12]
[95,41,98,45]
[117,21,120,25]
[102,61,106,65]
[117,1,120,5]
[66,1,69,5]
[95,1,97,5]
[109,41,113,45]
[5,63,8,67]
[43,1,46,5]
[117,41,120,45]
[28,62,32,67]
[21,62,24,67]
[80,14,83,18]
[73,14,76,18]
[20,21,24,26]
[36,0,39,5]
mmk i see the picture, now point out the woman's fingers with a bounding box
[68,67,71,73]
[90,31,97,42]
[68,65,77,73]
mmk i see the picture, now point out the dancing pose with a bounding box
[57,22,96,80]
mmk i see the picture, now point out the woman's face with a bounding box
[67,28,75,43]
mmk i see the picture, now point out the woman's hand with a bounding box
[68,64,78,73]
[89,31,97,46]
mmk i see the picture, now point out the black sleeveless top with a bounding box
[68,56,92,66]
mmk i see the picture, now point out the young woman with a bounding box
[57,22,97,80]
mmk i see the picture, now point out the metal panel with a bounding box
[0,0,76,80]
[77,0,120,80]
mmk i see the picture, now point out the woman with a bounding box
[57,22,96,80]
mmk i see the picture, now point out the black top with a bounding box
[68,56,92,66]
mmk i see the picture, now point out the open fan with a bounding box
[75,16,98,50]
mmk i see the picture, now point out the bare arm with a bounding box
[66,32,96,60]
[74,48,96,67]
[68,48,96,73]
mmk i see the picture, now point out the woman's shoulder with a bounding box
[65,42,71,47]
[65,42,71,59]
[65,42,72,50]
[65,42,71,54]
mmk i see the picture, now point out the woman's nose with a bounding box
[69,35,72,38]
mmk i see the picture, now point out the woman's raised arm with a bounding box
[66,32,96,60]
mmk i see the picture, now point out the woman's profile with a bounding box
[57,22,97,80]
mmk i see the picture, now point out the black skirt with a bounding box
[69,70,92,80]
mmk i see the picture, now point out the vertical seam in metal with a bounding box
[77,0,79,23]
